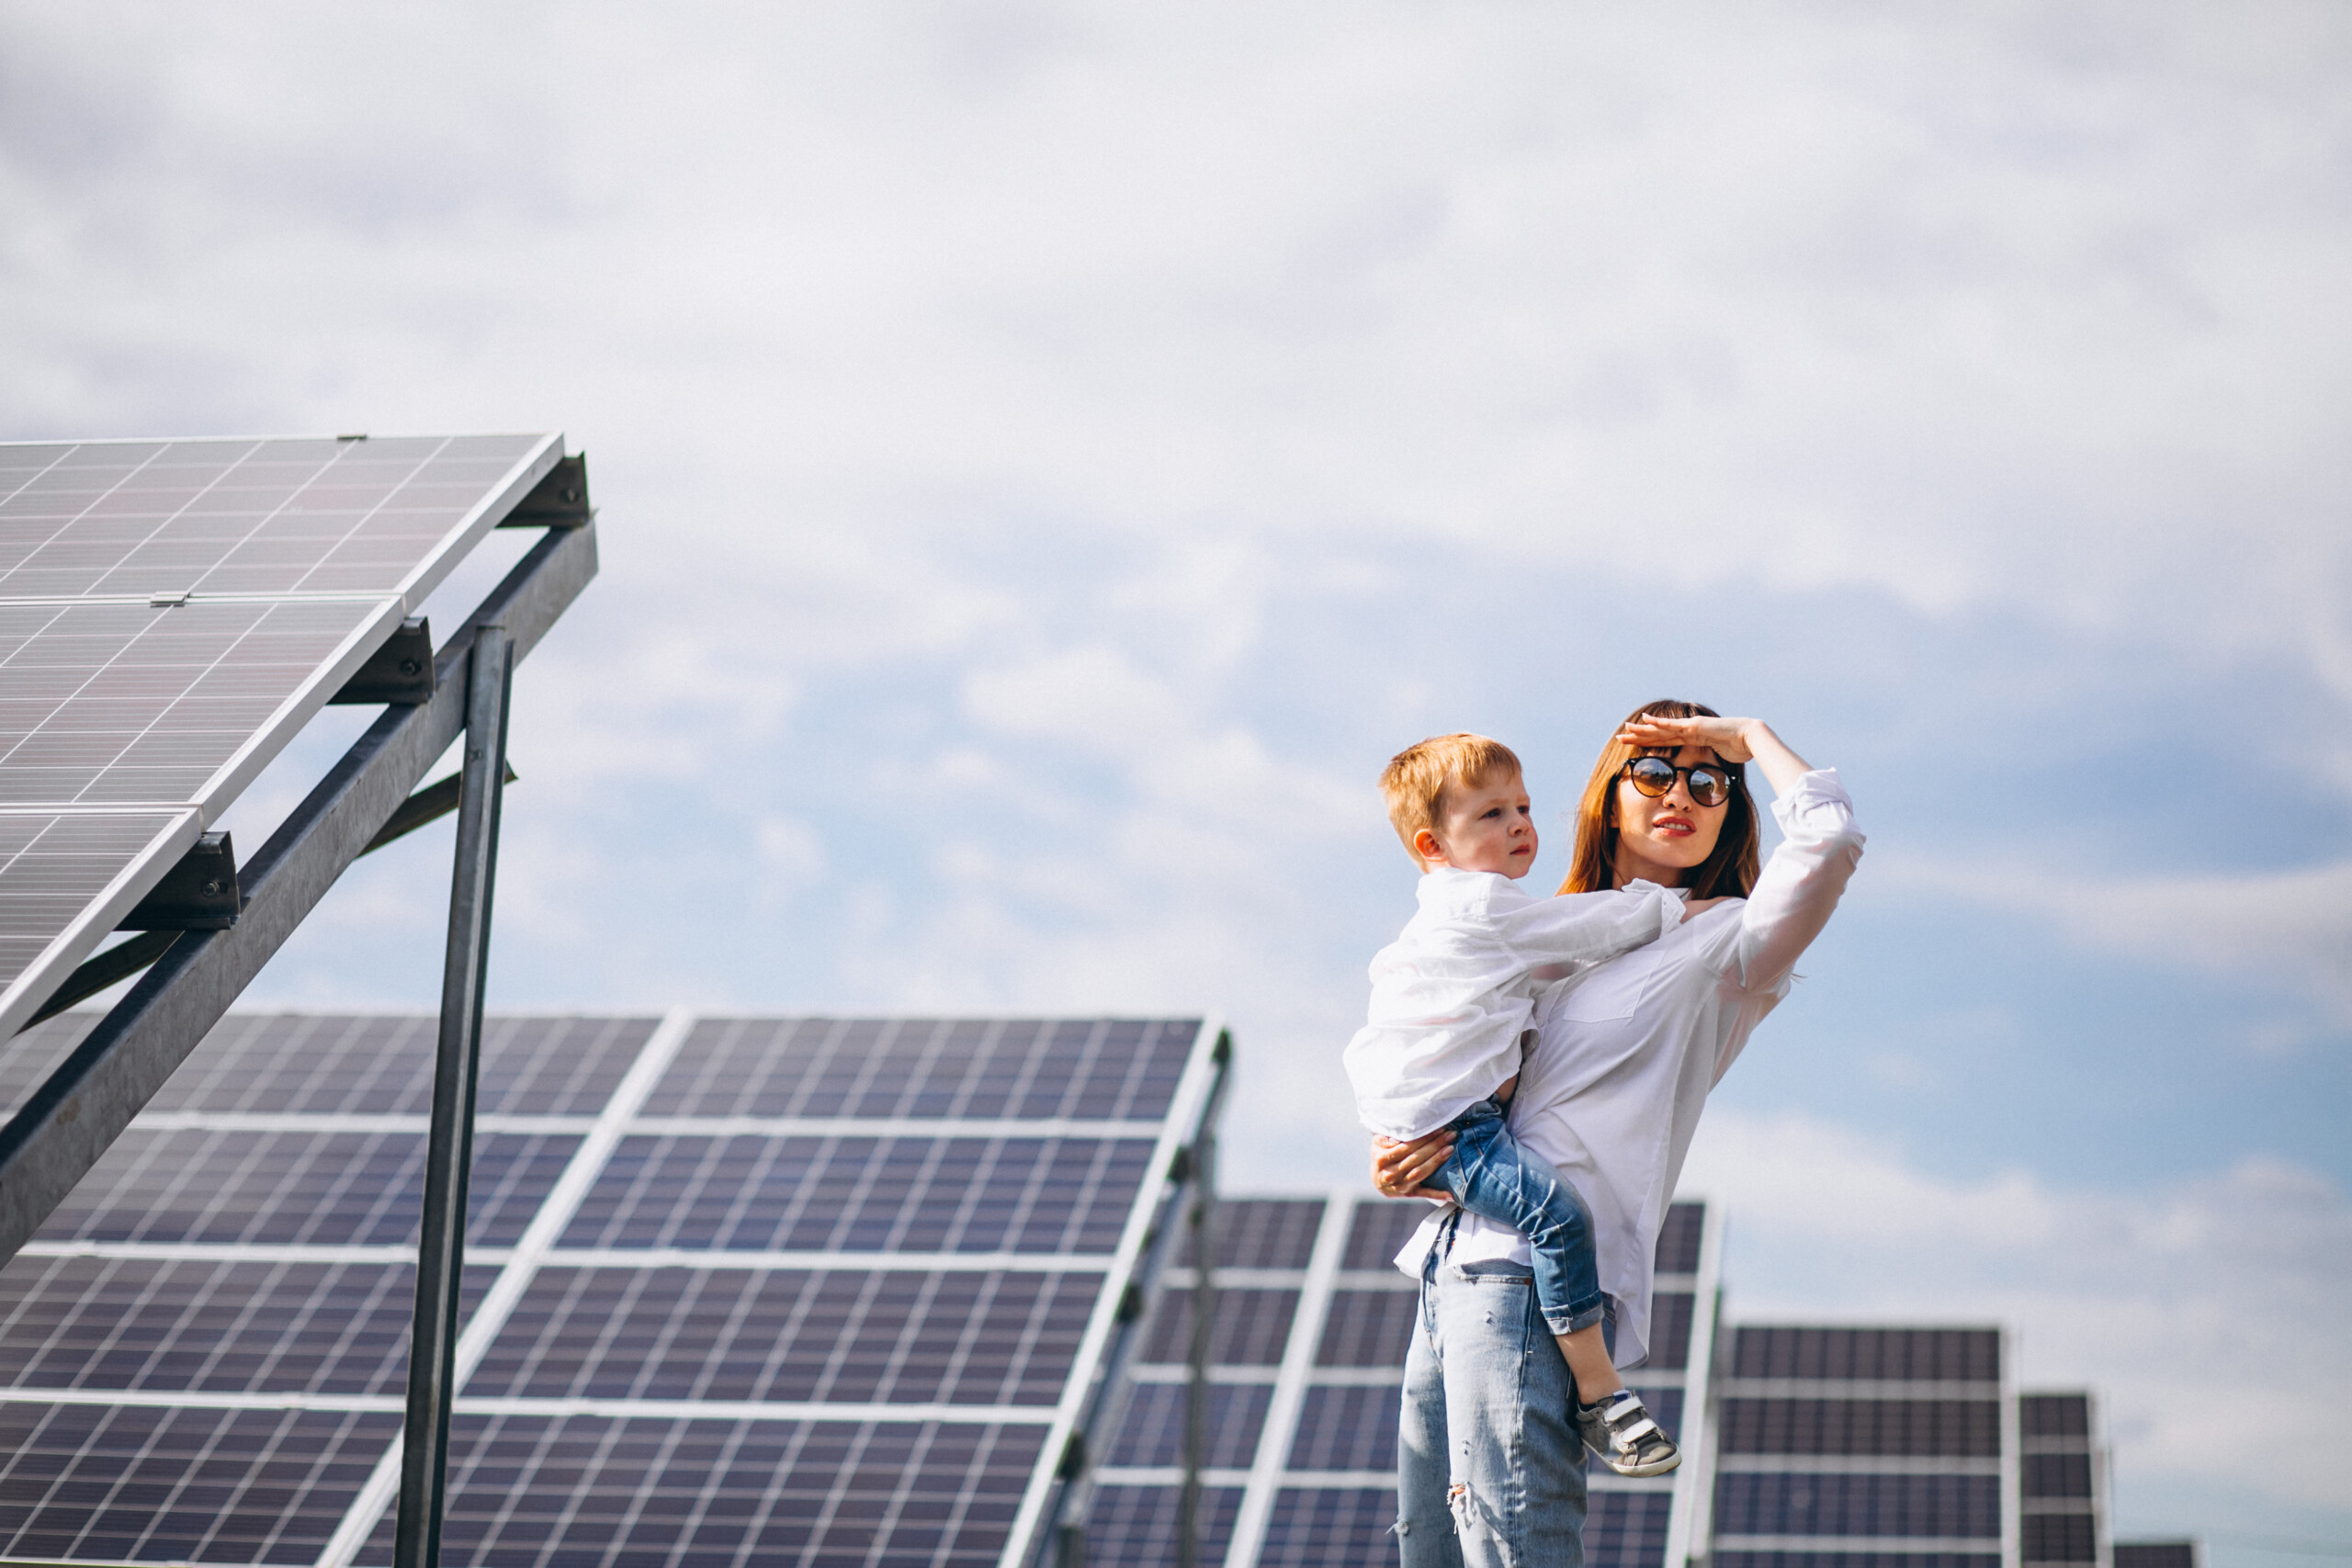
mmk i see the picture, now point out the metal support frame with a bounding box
[0,518,597,1265]
[1177,1121,1217,1568]
[393,626,513,1568]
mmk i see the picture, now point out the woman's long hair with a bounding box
[1557,699,1760,897]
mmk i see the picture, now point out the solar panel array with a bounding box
[1709,1325,2010,1568]
[0,434,563,1037]
[1081,1195,1724,1568]
[0,1010,1218,1568]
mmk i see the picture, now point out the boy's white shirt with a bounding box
[1342,870,1684,1142]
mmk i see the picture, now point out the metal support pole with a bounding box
[392,625,513,1568]
[1177,1122,1217,1568]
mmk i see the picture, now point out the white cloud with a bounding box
[1681,1108,2352,1512]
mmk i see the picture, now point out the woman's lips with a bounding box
[1653,818,1694,836]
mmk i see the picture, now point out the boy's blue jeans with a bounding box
[1423,1097,1605,1337]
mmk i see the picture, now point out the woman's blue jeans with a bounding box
[1424,1098,1606,1337]
[1396,1219,1589,1568]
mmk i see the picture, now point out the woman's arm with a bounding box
[1620,713,1861,998]
[1371,1130,1455,1200]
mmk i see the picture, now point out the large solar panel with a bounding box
[0,434,566,1039]
[1084,1194,1724,1567]
[0,1010,1220,1567]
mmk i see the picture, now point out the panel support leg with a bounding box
[392,625,513,1568]
[1178,1123,1217,1568]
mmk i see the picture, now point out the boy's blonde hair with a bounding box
[1380,733,1523,868]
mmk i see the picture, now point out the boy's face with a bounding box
[1416,771,1538,878]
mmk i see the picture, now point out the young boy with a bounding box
[1343,732,1684,1476]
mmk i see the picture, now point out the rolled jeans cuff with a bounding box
[1544,1295,1605,1337]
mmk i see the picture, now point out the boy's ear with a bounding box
[1412,827,1445,867]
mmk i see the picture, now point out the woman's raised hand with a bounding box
[1616,712,1757,761]
[1618,713,1815,795]
[1372,1132,1454,1201]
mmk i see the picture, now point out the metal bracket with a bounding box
[497,452,591,528]
[332,617,435,705]
[118,832,238,931]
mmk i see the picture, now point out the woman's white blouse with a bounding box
[1394,767,1865,1370]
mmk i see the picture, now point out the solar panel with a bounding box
[0,1010,1223,1567]
[1086,1195,1724,1568]
[1711,1325,2008,1568]
[2018,1393,2103,1568]
[0,434,564,1039]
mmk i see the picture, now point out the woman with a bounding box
[1373,701,1864,1566]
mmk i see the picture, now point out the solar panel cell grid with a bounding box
[1184,1197,1325,1269]
[351,1415,1049,1568]
[2025,1515,2099,1563]
[1141,1288,1299,1367]
[0,434,548,601]
[2019,1393,2091,1438]
[1082,1483,1246,1567]
[35,1128,579,1247]
[1732,1327,2001,1382]
[0,1401,399,1565]
[1713,1473,2002,1538]
[2024,1453,2094,1497]
[1655,1202,1705,1274]
[644,1016,1197,1122]
[1106,1382,1271,1468]
[1341,1201,1428,1269]
[0,598,390,808]
[1650,1290,1696,1370]
[146,1013,659,1115]
[0,1256,487,1397]
[560,1134,1154,1253]
[1587,1491,1676,1568]
[1259,1487,1400,1568]
[1716,1399,2003,1458]
[470,1266,1100,1406]
[0,811,193,988]
[1287,1384,1401,1472]
[2114,1545,2198,1568]
[1313,1289,1418,1368]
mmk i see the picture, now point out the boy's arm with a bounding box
[1487,882,1682,967]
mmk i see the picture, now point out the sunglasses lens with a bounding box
[1691,770,1731,807]
[1627,758,1676,796]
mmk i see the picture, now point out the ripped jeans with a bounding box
[1396,1218,1589,1568]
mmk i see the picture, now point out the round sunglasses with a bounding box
[1620,755,1736,808]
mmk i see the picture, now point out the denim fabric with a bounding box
[1426,1098,1605,1336]
[1396,1224,1589,1568]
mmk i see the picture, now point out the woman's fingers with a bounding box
[1371,1133,1453,1197]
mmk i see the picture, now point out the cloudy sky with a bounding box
[6,2,2348,1558]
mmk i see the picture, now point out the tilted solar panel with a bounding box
[0,434,565,1038]
[0,1011,1221,1568]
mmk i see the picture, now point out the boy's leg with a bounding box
[1431,1106,1613,1396]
